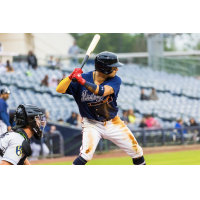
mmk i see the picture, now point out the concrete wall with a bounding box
[0,33,74,65]
[0,33,33,53]
[32,33,74,65]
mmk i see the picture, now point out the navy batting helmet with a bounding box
[95,52,124,75]
[0,87,10,94]
[14,104,46,140]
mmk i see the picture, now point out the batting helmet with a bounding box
[0,87,10,94]
[95,52,124,75]
[14,104,46,140]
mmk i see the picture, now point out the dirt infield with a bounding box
[30,144,200,165]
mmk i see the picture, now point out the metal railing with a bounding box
[149,56,200,76]
[96,126,200,153]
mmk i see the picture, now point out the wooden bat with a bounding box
[72,34,101,82]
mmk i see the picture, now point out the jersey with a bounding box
[0,131,26,165]
[65,71,121,122]
[0,98,10,126]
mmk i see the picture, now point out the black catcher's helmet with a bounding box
[95,52,124,75]
[0,87,10,94]
[14,104,46,140]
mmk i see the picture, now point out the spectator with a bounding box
[0,87,11,135]
[189,118,199,141]
[57,118,64,124]
[128,109,136,124]
[5,60,14,72]
[121,110,129,124]
[140,88,149,100]
[175,119,187,134]
[47,56,56,68]
[41,75,49,87]
[149,88,158,100]
[139,117,147,128]
[68,40,79,65]
[49,75,58,87]
[43,112,64,156]
[42,111,57,134]
[66,112,78,126]
[0,42,3,52]
[145,115,161,128]
[27,51,37,69]
[30,138,50,160]
[189,118,199,127]
[55,58,62,70]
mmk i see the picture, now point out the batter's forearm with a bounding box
[83,81,99,95]
[83,82,114,96]
[56,77,72,93]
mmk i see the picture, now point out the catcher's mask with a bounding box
[14,104,46,140]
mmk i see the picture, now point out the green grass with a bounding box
[39,149,200,165]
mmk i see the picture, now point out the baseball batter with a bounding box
[57,52,146,165]
[0,104,46,165]
[0,87,11,135]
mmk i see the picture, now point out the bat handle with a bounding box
[72,78,77,83]
[72,55,89,83]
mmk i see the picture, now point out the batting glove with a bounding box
[68,68,83,80]
[72,72,86,85]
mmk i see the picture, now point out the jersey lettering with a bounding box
[81,90,104,102]
[16,146,22,156]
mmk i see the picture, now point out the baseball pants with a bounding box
[80,116,143,161]
[30,142,50,160]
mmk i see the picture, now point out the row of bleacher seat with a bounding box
[1,62,200,127]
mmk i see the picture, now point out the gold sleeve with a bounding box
[56,77,72,93]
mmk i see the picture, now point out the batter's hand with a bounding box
[72,72,86,85]
[68,68,83,80]
[7,126,11,131]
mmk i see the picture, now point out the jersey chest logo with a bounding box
[81,90,104,102]
[16,146,22,156]
[87,96,113,106]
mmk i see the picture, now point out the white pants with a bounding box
[0,120,7,136]
[80,116,143,161]
[30,142,50,158]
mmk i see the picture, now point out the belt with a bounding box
[101,119,111,122]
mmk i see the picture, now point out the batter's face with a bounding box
[108,67,118,78]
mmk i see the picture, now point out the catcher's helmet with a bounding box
[14,104,46,140]
[0,87,10,94]
[95,52,124,75]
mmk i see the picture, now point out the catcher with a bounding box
[0,104,46,165]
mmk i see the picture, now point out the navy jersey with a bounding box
[0,98,10,126]
[65,71,121,121]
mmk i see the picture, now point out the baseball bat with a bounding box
[72,34,101,82]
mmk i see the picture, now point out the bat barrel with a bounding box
[71,34,100,83]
